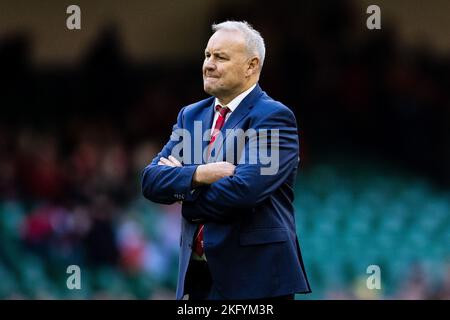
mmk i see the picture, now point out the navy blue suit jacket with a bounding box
[142,84,311,299]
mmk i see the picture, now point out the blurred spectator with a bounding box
[83,195,119,266]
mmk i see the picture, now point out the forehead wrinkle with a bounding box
[206,49,230,56]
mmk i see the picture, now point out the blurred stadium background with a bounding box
[0,0,449,299]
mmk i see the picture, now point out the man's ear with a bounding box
[246,57,260,77]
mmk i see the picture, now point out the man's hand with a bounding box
[157,156,235,186]
[193,162,236,186]
[158,155,182,167]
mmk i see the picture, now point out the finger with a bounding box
[159,157,171,165]
[158,161,164,165]
[168,155,182,167]
[159,157,169,163]
[160,157,176,167]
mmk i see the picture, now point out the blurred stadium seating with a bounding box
[294,158,450,299]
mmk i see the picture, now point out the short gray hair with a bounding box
[212,20,266,70]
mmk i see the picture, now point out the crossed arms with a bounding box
[141,106,299,223]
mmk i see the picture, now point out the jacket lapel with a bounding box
[200,99,216,163]
[210,84,263,161]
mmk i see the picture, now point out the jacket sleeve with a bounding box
[141,107,199,205]
[182,107,299,222]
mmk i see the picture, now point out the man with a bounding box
[142,21,311,300]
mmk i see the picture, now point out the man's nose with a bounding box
[203,59,216,72]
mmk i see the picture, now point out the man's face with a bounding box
[202,30,251,101]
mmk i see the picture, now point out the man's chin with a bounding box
[203,85,216,96]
